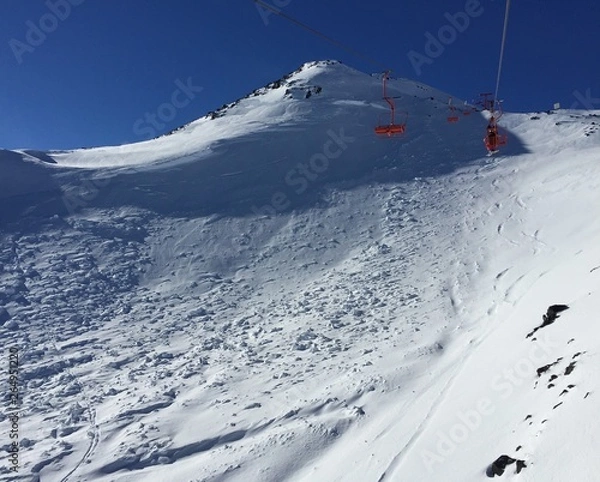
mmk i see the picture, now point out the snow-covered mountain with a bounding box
[1,60,599,482]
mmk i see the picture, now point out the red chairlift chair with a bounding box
[484,116,508,153]
[374,72,407,137]
[447,97,460,123]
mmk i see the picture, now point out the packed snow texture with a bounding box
[1,61,600,481]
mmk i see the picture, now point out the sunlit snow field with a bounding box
[1,61,599,482]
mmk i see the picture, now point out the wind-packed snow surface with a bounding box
[1,61,599,482]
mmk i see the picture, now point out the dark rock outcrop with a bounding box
[527,304,569,338]
[486,454,527,477]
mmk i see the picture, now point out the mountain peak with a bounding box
[2,54,600,482]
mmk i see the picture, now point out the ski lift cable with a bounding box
[253,0,390,72]
[493,0,512,105]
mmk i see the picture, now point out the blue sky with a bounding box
[1,0,598,150]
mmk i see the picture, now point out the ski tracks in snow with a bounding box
[47,322,101,482]
[376,348,476,481]
[60,405,99,482]
[376,154,562,480]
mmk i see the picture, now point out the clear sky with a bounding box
[1,0,598,150]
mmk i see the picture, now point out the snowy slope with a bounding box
[1,60,599,482]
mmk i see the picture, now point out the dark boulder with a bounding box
[527,304,569,338]
[543,304,569,324]
[486,454,527,477]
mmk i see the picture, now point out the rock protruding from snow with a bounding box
[486,454,527,477]
[527,304,569,338]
